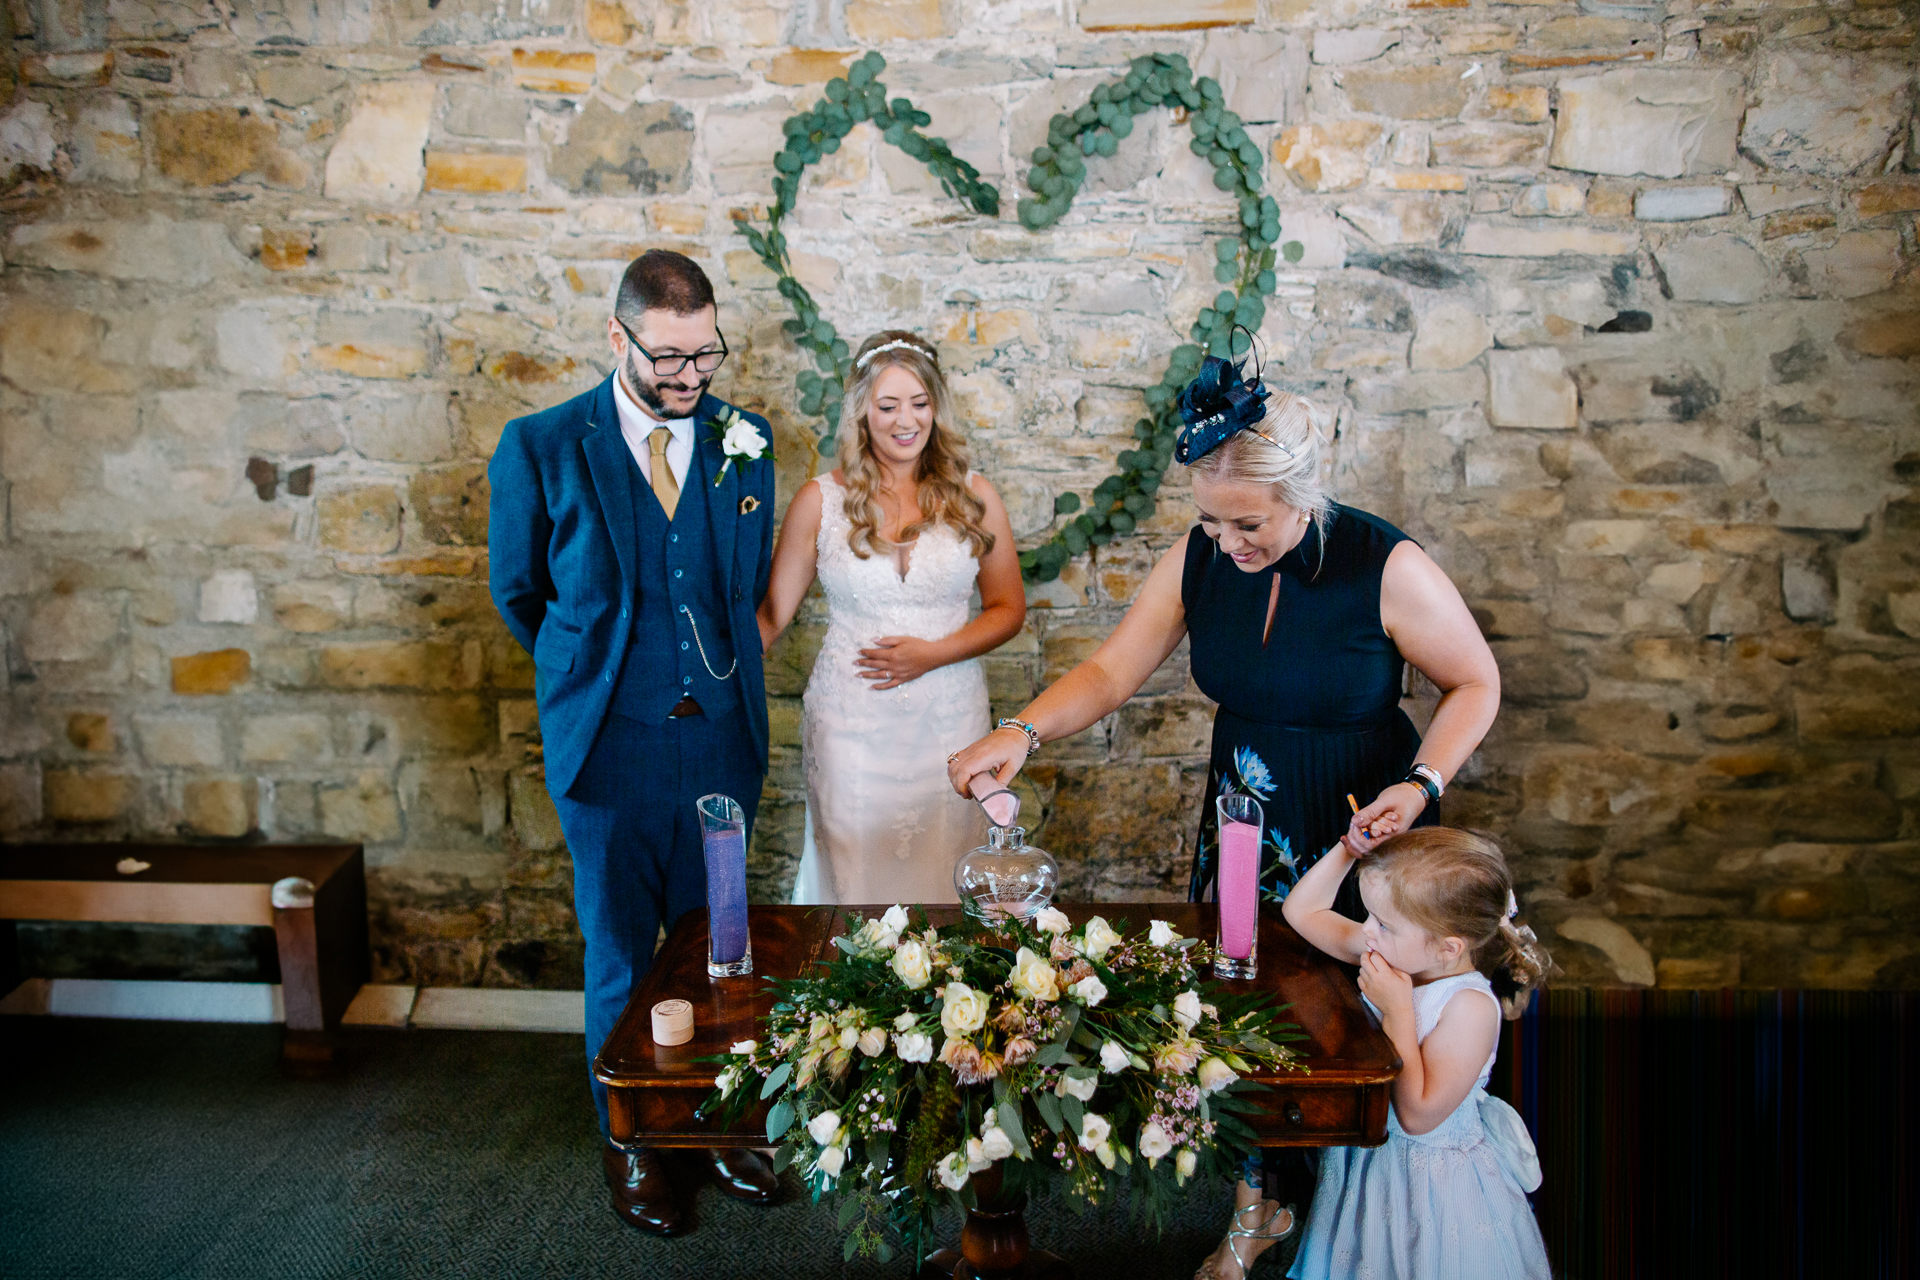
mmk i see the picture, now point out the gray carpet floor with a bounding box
[0,1017,1270,1279]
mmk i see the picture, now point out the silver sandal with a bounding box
[1193,1200,1297,1280]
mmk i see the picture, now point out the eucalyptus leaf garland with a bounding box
[735,50,1301,583]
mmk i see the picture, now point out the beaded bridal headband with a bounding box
[854,338,935,370]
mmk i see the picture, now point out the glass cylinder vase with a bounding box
[1214,793,1261,981]
[698,793,752,978]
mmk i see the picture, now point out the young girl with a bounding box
[1282,827,1553,1280]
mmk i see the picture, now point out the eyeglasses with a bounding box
[615,316,728,377]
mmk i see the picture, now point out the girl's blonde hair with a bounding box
[836,330,993,560]
[1359,827,1553,1019]
[1185,390,1332,547]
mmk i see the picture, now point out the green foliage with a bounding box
[739,51,998,460]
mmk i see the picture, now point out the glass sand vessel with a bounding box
[953,824,1058,922]
[1214,792,1261,980]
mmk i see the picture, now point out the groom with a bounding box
[488,250,777,1233]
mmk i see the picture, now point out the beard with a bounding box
[624,348,711,419]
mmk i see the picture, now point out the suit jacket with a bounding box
[488,375,775,797]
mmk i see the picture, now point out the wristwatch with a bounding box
[996,717,1042,756]
[1404,763,1444,803]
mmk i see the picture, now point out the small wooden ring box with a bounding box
[651,998,693,1046]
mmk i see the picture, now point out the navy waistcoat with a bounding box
[609,449,739,721]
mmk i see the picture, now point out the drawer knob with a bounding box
[1284,1101,1304,1127]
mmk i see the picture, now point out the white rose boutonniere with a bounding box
[708,406,768,486]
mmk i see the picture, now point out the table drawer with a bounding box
[1245,1083,1389,1147]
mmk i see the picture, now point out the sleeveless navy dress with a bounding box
[1181,503,1434,919]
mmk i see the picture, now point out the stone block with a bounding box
[1549,68,1744,177]
[1337,195,1453,245]
[1312,28,1398,64]
[1410,303,1490,370]
[242,713,331,763]
[509,771,564,850]
[319,641,476,690]
[1488,348,1578,429]
[1340,63,1471,120]
[0,766,44,835]
[323,82,434,205]
[260,229,313,271]
[312,311,430,382]
[1477,85,1549,124]
[1428,122,1548,170]
[65,714,112,753]
[255,63,346,107]
[510,48,595,94]
[172,649,251,696]
[68,96,141,185]
[549,99,693,196]
[1855,181,1920,219]
[229,0,375,45]
[1195,30,1308,124]
[1514,183,1585,217]
[1740,52,1913,177]
[1837,308,1920,360]
[1459,221,1638,257]
[1888,592,1920,640]
[319,774,402,842]
[1763,210,1836,240]
[6,218,247,285]
[135,716,224,767]
[1274,121,1383,192]
[44,772,133,824]
[390,0,560,44]
[22,52,113,86]
[424,152,527,194]
[1800,231,1900,300]
[1077,0,1253,30]
[845,0,945,40]
[1562,519,1648,555]
[410,464,490,546]
[766,49,856,85]
[442,85,529,141]
[1653,233,1768,304]
[1634,186,1732,221]
[318,484,402,554]
[198,570,258,625]
[22,595,118,663]
[1740,183,1824,216]
[183,778,258,838]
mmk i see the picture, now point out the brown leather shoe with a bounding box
[702,1147,778,1205]
[602,1142,687,1236]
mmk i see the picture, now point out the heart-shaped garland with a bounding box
[736,50,1300,583]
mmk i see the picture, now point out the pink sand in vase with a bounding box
[1219,820,1260,958]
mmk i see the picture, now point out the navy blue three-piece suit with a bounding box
[487,374,774,1132]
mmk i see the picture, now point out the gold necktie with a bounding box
[648,426,680,521]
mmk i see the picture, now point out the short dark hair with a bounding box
[615,250,714,320]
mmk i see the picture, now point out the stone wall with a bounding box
[1,0,1916,991]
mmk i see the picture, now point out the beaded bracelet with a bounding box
[995,717,1042,756]
[1404,763,1444,804]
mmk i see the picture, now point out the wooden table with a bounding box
[0,842,370,1072]
[599,903,1397,1145]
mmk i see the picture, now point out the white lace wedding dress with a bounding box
[790,473,989,906]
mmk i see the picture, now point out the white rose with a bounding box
[980,1126,1015,1161]
[1009,947,1060,1003]
[892,940,933,990]
[1077,1112,1111,1151]
[893,1010,920,1032]
[895,1031,935,1063]
[839,1024,860,1050]
[966,1136,991,1172]
[937,1151,971,1191]
[940,982,990,1036]
[1175,1147,1197,1182]
[1173,990,1204,1031]
[1033,906,1072,935]
[1138,1121,1174,1162]
[716,1065,740,1097]
[1057,1072,1098,1102]
[1098,1040,1131,1074]
[880,903,910,942]
[729,1039,758,1055]
[1079,916,1121,960]
[722,419,768,458]
[1069,974,1108,1007]
[1094,1139,1116,1169]
[816,1143,846,1179]
[1149,919,1179,947]
[1197,1056,1238,1095]
[858,1027,889,1057]
[806,1110,842,1146]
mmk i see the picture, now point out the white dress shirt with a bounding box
[613,370,693,490]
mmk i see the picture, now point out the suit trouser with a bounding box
[552,706,763,1135]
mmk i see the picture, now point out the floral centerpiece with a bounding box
[702,903,1307,1264]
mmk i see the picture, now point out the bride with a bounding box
[757,330,1026,905]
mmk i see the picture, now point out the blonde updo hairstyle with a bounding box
[836,330,993,560]
[1358,827,1554,1020]
[1185,390,1332,548]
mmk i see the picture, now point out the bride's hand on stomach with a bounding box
[856,636,942,689]
[946,725,1032,795]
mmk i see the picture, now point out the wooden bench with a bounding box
[0,843,369,1072]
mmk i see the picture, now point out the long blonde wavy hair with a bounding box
[836,330,993,560]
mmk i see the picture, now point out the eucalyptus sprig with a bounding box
[736,51,999,458]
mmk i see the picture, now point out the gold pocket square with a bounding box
[739,496,761,514]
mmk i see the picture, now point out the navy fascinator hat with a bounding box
[1174,354,1283,465]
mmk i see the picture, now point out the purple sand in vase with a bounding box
[698,793,752,977]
